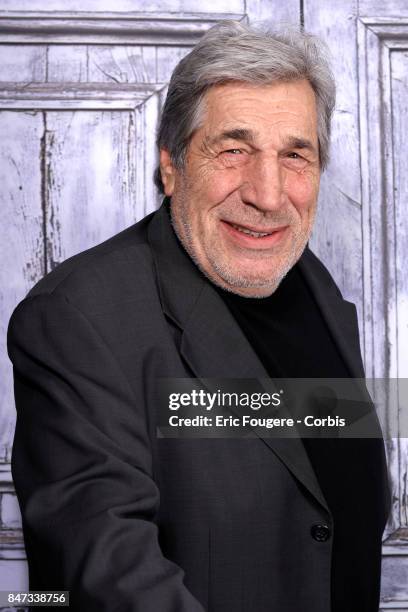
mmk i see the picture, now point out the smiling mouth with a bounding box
[225,221,286,238]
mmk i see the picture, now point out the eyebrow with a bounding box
[206,128,256,146]
[283,136,318,155]
[206,129,318,156]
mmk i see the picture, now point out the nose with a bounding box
[239,154,286,212]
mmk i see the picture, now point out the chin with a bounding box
[207,265,286,298]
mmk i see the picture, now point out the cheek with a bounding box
[286,173,318,213]
[197,169,242,205]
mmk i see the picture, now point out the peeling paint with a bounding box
[39,110,48,276]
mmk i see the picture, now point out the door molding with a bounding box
[358,16,408,609]
[0,11,245,45]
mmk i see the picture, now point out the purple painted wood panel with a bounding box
[0,1,407,607]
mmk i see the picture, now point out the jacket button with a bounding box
[311,524,331,542]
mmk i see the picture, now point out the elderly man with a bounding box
[8,20,389,612]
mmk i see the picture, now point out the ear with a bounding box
[159,149,177,196]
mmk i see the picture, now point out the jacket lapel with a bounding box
[179,281,330,511]
[148,203,362,512]
[298,250,366,379]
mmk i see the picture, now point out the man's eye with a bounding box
[282,151,309,171]
[285,152,309,166]
[223,149,243,155]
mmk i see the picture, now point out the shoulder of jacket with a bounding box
[25,212,156,304]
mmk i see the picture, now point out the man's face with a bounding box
[160,79,321,297]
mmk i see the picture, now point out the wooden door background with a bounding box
[0,0,407,609]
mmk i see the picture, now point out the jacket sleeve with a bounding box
[7,292,205,612]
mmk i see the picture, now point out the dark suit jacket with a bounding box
[8,202,390,612]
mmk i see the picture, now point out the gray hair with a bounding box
[154,20,335,192]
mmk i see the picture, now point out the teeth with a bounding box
[231,223,271,238]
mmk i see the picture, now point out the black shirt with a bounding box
[216,263,386,612]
